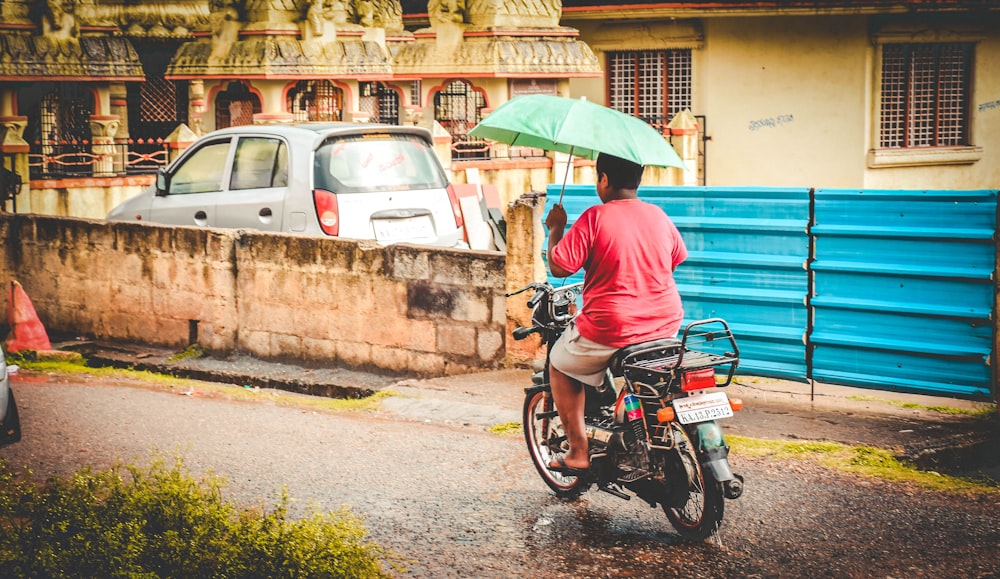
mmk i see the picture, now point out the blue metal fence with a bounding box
[811,189,996,399]
[544,184,997,401]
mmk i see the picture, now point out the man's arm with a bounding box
[545,204,574,278]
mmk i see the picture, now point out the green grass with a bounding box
[729,434,998,495]
[166,344,207,362]
[846,394,996,418]
[0,457,399,578]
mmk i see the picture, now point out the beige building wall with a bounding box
[702,16,868,188]
[568,14,999,190]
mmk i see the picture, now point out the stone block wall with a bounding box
[0,214,508,376]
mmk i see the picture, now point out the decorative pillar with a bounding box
[189,80,206,136]
[0,116,29,212]
[109,82,129,174]
[89,115,120,176]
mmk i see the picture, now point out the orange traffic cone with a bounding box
[5,280,52,353]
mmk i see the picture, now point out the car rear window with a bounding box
[314,133,448,194]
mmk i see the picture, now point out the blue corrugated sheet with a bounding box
[543,184,997,401]
[811,189,996,399]
[545,184,811,381]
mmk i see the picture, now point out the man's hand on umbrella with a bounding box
[545,204,567,232]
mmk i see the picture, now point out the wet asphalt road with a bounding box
[2,371,999,578]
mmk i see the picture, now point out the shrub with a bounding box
[0,458,394,578]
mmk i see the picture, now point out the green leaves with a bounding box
[0,458,395,578]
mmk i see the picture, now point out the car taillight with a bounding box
[446,184,465,229]
[313,189,339,236]
[681,367,718,392]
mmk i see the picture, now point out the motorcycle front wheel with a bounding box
[522,387,587,498]
[662,424,725,541]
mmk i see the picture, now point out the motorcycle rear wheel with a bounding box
[523,388,588,498]
[662,424,725,541]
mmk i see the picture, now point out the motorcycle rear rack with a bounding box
[620,318,740,388]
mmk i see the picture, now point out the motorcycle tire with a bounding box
[522,387,587,498]
[662,424,725,542]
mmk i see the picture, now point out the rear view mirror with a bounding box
[155,168,170,196]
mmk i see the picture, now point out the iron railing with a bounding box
[28,139,169,179]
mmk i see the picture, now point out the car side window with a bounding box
[170,139,232,194]
[231,137,288,190]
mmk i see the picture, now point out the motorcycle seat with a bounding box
[607,338,683,376]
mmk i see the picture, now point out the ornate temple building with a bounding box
[0,0,598,207]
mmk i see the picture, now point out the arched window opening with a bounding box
[288,80,343,122]
[21,83,94,179]
[359,82,400,125]
[216,82,261,129]
[433,80,486,160]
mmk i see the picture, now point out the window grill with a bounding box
[129,41,188,144]
[288,80,343,122]
[879,43,971,148]
[216,82,261,129]
[411,80,422,107]
[24,84,94,178]
[359,82,400,124]
[434,80,487,159]
[140,75,177,123]
[608,49,692,133]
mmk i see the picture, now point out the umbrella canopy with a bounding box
[468,94,685,169]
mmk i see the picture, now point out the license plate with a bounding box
[672,391,733,424]
[373,215,434,241]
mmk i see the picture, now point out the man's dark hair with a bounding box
[596,153,644,190]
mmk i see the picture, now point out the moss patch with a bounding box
[488,422,522,436]
[729,435,998,495]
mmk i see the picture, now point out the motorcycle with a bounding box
[510,281,745,541]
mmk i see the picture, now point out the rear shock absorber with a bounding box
[622,392,647,444]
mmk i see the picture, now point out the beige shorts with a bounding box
[549,320,619,387]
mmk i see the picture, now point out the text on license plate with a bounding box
[373,215,434,241]
[672,391,733,424]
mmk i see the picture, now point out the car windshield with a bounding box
[314,133,447,194]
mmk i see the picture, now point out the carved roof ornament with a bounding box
[394,0,599,78]
[165,0,399,77]
[0,0,144,79]
[0,34,144,79]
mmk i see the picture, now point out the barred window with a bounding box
[608,49,692,133]
[879,43,972,148]
[359,82,400,124]
[410,80,422,107]
[140,75,178,123]
[433,80,487,159]
[288,80,343,122]
[216,82,260,129]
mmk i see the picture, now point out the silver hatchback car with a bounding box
[108,124,467,247]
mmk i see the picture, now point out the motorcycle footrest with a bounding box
[617,469,652,484]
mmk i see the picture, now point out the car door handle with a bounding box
[259,208,272,217]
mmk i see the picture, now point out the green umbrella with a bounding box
[468,94,685,202]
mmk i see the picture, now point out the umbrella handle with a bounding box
[557,145,574,206]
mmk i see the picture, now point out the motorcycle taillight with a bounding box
[681,367,717,392]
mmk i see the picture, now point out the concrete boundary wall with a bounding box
[0,214,508,376]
